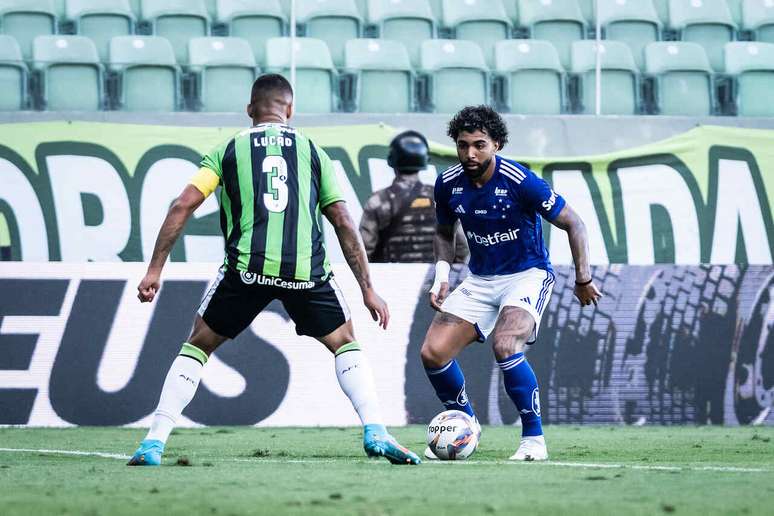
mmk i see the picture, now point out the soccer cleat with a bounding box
[127,439,165,466]
[363,424,421,465]
[509,435,548,461]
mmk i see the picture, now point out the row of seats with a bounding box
[2,0,774,72]
[2,33,772,116]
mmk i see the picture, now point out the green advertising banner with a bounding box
[0,122,772,264]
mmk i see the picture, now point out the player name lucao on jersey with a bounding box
[253,135,294,148]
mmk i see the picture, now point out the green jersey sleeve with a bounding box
[317,144,345,208]
[200,139,228,178]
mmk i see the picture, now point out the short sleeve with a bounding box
[434,173,457,226]
[316,144,345,208]
[189,167,220,197]
[200,138,231,179]
[519,168,566,221]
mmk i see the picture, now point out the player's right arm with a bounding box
[429,173,458,311]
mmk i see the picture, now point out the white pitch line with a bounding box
[0,447,131,460]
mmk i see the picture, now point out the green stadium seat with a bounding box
[203,0,216,19]
[128,0,140,17]
[216,0,284,65]
[0,34,27,109]
[367,0,436,67]
[264,37,337,113]
[743,0,774,43]
[428,0,443,20]
[645,41,714,115]
[354,0,368,18]
[140,0,210,64]
[571,40,640,114]
[598,0,662,70]
[669,0,736,71]
[344,38,414,112]
[725,41,774,115]
[33,35,103,110]
[54,0,66,17]
[0,0,58,61]
[296,0,362,68]
[188,36,256,112]
[727,0,743,25]
[517,0,587,69]
[653,0,670,24]
[495,39,565,114]
[577,0,594,23]
[442,0,512,67]
[109,35,179,111]
[420,39,489,113]
[66,0,135,62]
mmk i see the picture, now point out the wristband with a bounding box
[575,277,593,286]
[429,261,451,295]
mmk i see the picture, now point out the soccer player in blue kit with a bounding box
[421,106,602,461]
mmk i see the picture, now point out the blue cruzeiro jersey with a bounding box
[435,155,566,276]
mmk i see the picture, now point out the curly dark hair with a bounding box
[447,105,509,149]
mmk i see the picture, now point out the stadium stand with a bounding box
[66,0,135,62]
[343,38,414,113]
[33,35,103,110]
[188,36,256,112]
[645,41,715,115]
[366,0,436,67]
[517,0,587,69]
[578,0,595,24]
[571,40,640,114]
[494,39,565,114]
[441,0,512,67]
[420,39,489,113]
[597,0,661,70]
[109,35,179,111]
[296,0,361,68]
[728,0,744,25]
[669,0,736,72]
[743,0,774,44]
[724,41,774,116]
[140,0,210,64]
[654,0,670,24]
[0,0,58,61]
[215,0,284,66]
[264,36,337,113]
[0,34,27,110]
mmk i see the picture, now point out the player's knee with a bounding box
[492,323,532,358]
[420,342,449,369]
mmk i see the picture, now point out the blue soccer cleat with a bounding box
[363,424,421,465]
[127,439,164,466]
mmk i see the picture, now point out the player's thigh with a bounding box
[421,312,480,368]
[494,268,556,357]
[316,319,356,354]
[187,315,229,356]
[491,306,535,359]
[281,277,351,352]
[197,267,274,344]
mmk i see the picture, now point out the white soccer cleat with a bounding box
[509,435,548,461]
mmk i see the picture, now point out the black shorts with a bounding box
[198,267,350,339]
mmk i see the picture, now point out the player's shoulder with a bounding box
[436,163,464,189]
[497,156,536,187]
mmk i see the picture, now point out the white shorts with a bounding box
[441,267,555,344]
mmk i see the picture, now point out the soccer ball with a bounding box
[426,410,479,460]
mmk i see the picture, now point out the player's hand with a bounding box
[429,282,449,311]
[363,288,390,330]
[137,270,161,303]
[574,279,603,307]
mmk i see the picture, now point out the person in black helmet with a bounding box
[359,130,468,263]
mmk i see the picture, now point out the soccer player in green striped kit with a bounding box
[128,74,420,466]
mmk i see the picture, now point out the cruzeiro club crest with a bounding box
[531,388,541,417]
[240,271,257,285]
[457,383,469,406]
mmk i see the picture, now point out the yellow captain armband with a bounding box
[189,167,220,197]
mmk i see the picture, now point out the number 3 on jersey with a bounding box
[263,155,288,213]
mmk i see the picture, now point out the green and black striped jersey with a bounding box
[200,123,344,282]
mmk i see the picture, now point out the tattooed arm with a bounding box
[323,201,389,329]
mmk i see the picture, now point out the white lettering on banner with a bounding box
[617,164,701,264]
[47,155,131,261]
[0,158,48,260]
[710,159,772,264]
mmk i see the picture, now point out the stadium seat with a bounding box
[128,0,140,17]
[494,39,565,114]
[215,0,284,65]
[428,0,443,20]
[0,0,58,61]
[725,41,774,115]
[367,0,436,67]
[0,34,27,109]
[140,0,210,64]
[653,0,670,24]
[264,37,337,113]
[669,0,736,71]
[203,0,216,19]
[571,40,640,114]
[66,0,135,62]
[597,0,662,70]
[420,39,489,113]
[645,41,714,115]
[109,35,179,111]
[344,38,414,112]
[188,37,255,112]
[32,35,103,110]
[728,0,743,26]
[517,0,587,69]
[577,0,595,23]
[743,0,774,43]
[296,0,362,68]
[442,0,512,67]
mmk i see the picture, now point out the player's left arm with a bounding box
[549,205,603,307]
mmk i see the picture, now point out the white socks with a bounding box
[334,342,384,426]
[145,343,207,443]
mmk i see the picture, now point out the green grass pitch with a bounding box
[1,426,773,515]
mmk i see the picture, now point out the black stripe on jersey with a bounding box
[248,135,269,272]
[279,134,300,278]
[308,142,326,280]
[220,139,241,269]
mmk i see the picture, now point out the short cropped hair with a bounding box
[250,73,293,106]
[447,105,509,149]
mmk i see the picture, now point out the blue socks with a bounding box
[498,352,543,437]
[424,359,475,419]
